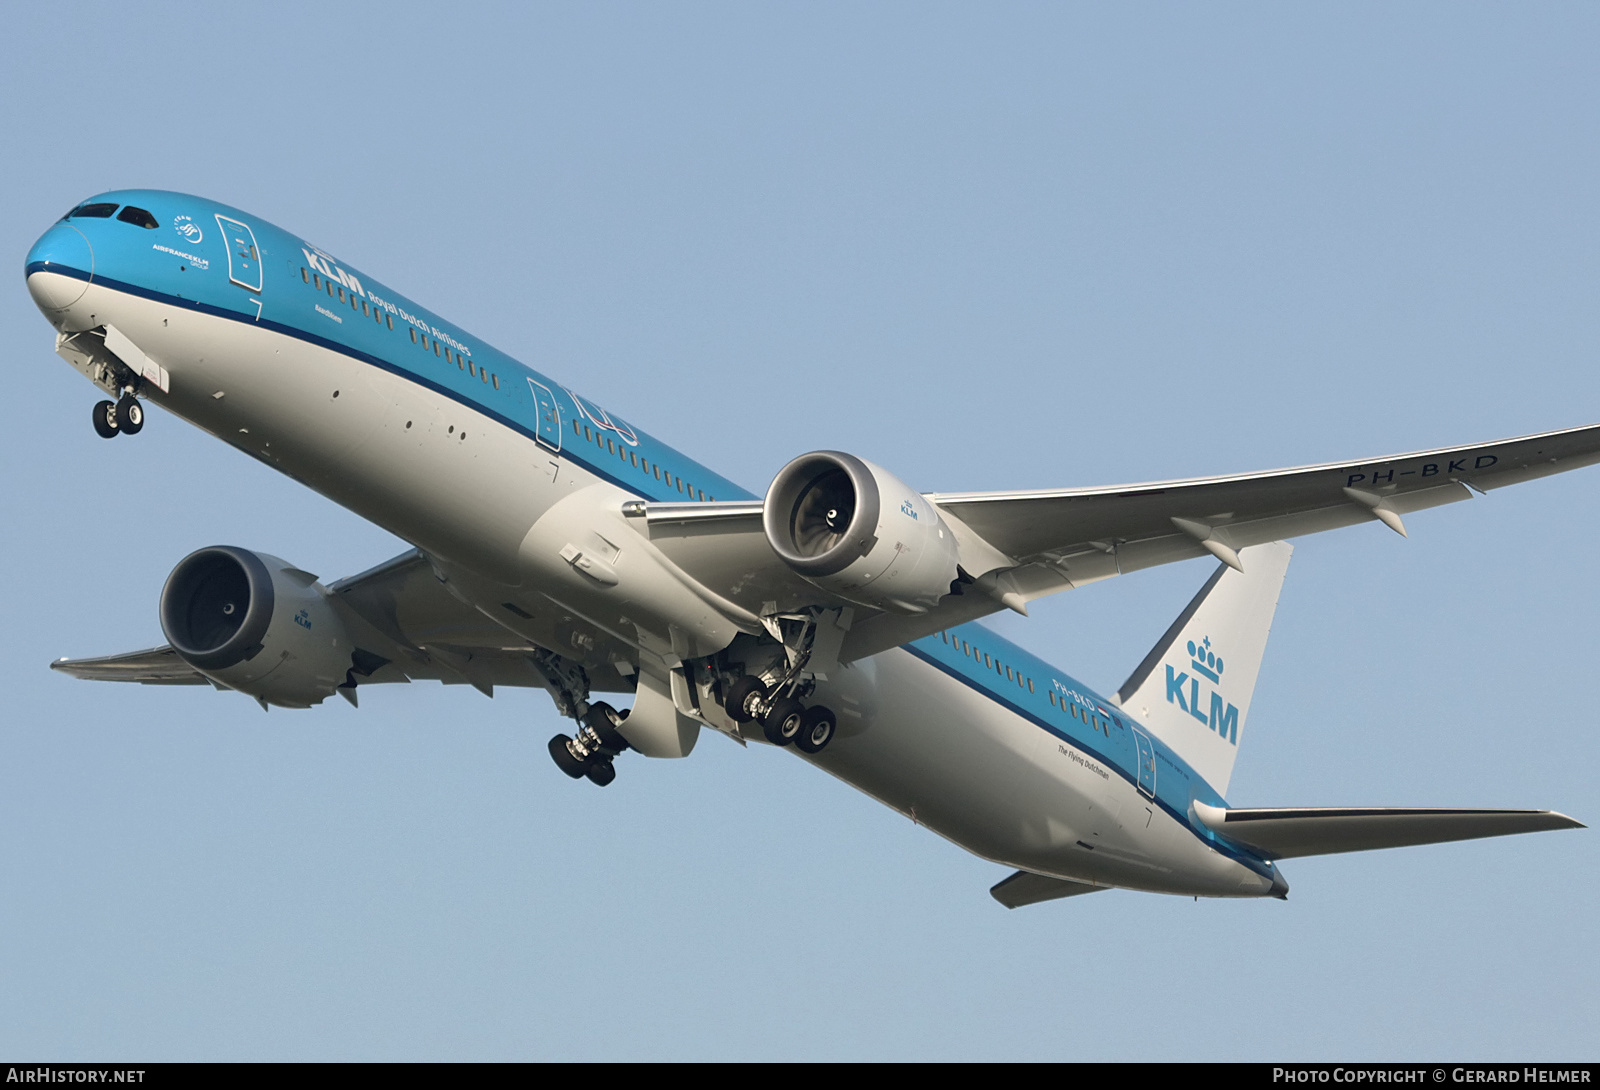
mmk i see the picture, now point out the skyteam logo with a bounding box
[172,215,202,244]
[1164,634,1239,744]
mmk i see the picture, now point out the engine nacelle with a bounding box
[763,451,960,614]
[159,546,358,708]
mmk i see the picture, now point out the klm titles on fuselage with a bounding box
[300,245,471,359]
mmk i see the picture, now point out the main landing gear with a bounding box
[723,675,837,754]
[548,702,631,787]
[92,394,144,439]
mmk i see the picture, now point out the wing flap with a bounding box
[1193,802,1584,860]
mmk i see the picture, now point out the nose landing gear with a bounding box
[548,702,631,787]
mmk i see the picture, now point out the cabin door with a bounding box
[1130,726,1157,799]
[214,215,263,294]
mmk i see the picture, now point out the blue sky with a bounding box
[1,2,1595,1059]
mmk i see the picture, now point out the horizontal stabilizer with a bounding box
[51,645,208,685]
[1193,802,1583,860]
[990,870,1109,908]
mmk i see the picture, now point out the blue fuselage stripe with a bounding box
[29,260,687,502]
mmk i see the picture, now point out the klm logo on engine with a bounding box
[1164,635,1238,744]
[294,609,312,630]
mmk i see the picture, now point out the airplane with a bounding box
[24,189,1588,908]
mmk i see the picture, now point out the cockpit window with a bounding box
[116,206,158,229]
[68,203,119,219]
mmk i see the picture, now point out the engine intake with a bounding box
[161,547,276,670]
[763,451,960,614]
[160,546,362,707]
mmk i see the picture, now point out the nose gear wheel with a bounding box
[547,702,631,787]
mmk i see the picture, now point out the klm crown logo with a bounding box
[1189,636,1223,682]
[1164,634,1238,744]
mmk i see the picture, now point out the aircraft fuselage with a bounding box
[25,190,1286,900]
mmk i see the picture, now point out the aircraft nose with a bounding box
[25,222,94,311]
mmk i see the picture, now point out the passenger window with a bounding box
[467,360,475,376]
[630,452,638,467]
[583,425,593,442]
[676,478,684,494]
[606,438,615,454]
[434,341,441,357]
[301,268,310,284]
[410,328,417,343]
[327,281,335,297]
[70,203,118,219]
[314,273,323,290]
[1027,678,1035,693]
[385,314,393,330]
[492,374,500,390]
[697,489,705,501]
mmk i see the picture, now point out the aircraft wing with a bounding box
[51,548,633,700]
[932,422,1600,576]
[635,423,1600,661]
[836,422,1600,658]
[51,644,212,685]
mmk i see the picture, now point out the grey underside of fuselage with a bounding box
[46,274,1271,899]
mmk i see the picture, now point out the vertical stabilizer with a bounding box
[1114,541,1292,797]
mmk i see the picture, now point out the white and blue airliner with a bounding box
[25,190,1587,907]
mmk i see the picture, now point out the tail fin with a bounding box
[1114,541,1292,797]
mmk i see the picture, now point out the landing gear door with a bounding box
[1130,725,1157,799]
[527,379,562,452]
[214,215,262,293]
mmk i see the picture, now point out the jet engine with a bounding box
[159,546,361,708]
[763,451,961,614]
